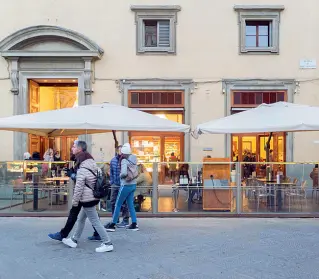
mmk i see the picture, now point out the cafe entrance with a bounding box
[128,90,185,184]
[230,90,288,176]
[28,79,78,160]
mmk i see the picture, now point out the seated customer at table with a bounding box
[310,164,318,193]
[136,164,153,195]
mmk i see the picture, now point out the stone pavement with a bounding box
[0,218,319,279]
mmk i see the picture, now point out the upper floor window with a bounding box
[144,20,170,48]
[129,91,184,108]
[234,5,285,54]
[245,21,271,48]
[232,91,286,107]
[131,5,181,54]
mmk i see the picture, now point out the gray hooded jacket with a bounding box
[120,154,137,185]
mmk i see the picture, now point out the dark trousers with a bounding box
[60,204,99,238]
[111,185,129,221]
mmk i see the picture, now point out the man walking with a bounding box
[105,145,130,229]
[48,140,101,241]
[61,140,113,252]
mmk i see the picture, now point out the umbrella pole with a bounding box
[112,130,119,154]
[265,132,273,179]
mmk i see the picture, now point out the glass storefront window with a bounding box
[232,136,239,161]
[130,112,184,183]
[130,134,182,184]
[259,135,274,161]
[231,133,285,163]
[153,113,183,123]
[131,136,161,164]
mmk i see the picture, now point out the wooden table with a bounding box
[257,178,277,183]
[45,177,70,182]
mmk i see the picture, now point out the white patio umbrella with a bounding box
[0,103,190,137]
[194,102,319,136]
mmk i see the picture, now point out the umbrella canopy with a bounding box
[0,103,190,137]
[194,102,319,136]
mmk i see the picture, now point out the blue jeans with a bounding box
[112,184,137,224]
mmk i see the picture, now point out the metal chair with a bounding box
[50,186,69,209]
[285,180,307,212]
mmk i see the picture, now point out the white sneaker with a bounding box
[62,238,77,248]
[95,243,114,253]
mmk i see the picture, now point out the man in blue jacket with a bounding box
[106,145,130,228]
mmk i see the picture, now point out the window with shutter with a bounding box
[143,20,171,48]
[158,20,170,47]
[131,5,181,54]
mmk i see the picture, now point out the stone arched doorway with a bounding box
[0,25,104,159]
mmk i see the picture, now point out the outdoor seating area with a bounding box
[0,101,319,216]
[0,161,72,212]
[1,160,319,216]
[242,163,319,213]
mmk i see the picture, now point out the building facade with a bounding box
[0,0,318,164]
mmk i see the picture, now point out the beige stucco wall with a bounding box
[0,0,319,161]
[90,81,122,161]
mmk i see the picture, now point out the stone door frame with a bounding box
[14,70,91,159]
[0,25,104,159]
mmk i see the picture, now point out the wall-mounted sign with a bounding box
[203,147,213,151]
[300,59,316,69]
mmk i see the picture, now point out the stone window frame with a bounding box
[234,5,285,54]
[119,79,193,161]
[223,79,296,162]
[130,5,181,54]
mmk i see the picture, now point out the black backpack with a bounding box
[83,167,110,199]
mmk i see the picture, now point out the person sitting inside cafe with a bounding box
[134,164,153,211]
[136,164,153,195]
[310,164,319,197]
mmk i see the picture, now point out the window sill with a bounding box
[240,47,279,55]
[137,48,176,55]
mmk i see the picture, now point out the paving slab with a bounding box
[0,217,318,279]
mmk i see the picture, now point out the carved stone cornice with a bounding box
[84,70,93,95]
[10,70,19,95]
[9,58,19,95]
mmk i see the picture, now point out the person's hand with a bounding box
[70,173,76,181]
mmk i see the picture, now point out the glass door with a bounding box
[258,135,274,162]
[162,136,182,184]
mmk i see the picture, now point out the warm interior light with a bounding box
[73,91,78,107]
[58,80,62,82]
[44,80,47,82]
[72,79,76,82]
[156,114,167,119]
